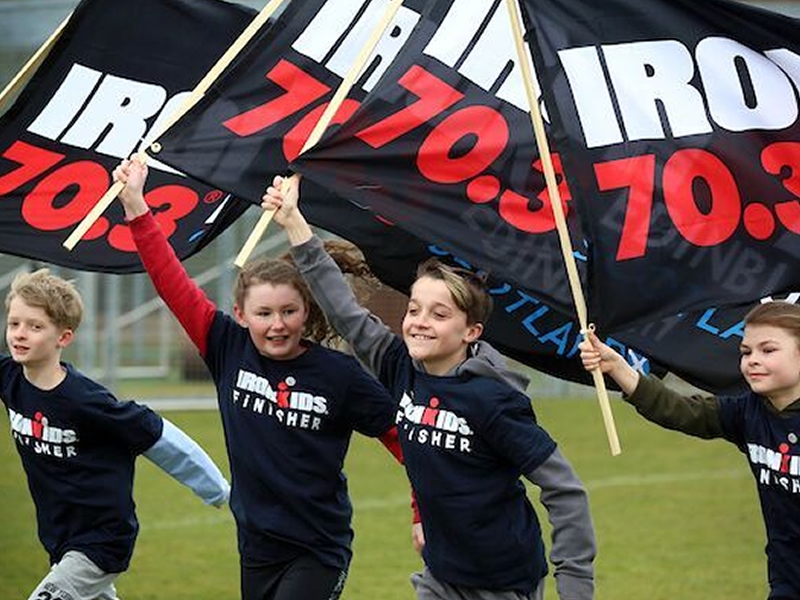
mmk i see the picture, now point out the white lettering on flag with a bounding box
[558,38,800,148]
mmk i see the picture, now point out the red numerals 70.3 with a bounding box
[0,140,199,252]
[223,59,571,236]
[356,64,573,235]
[595,145,800,261]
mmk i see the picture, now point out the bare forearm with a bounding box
[282,211,313,246]
[605,354,640,395]
[121,193,150,220]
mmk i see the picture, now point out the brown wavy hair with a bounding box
[257,239,383,345]
[234,257,333,344]
[320,239,382,303]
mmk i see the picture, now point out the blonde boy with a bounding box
[2,269,230,600]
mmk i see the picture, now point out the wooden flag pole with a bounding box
[0,11,73,115]
[62,0,286,251]
[505,0,621,455]
[234,0,406,268]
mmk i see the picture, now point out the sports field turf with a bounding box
[0,395,766,599]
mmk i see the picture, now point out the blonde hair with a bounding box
[744,301,800,348]
[415,259,492,326]
[5,269,83,331]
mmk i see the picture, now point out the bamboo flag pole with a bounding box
[233,0,406,268]
[505,0,621,455]
[62,0,286,251]
[0,11,73,115]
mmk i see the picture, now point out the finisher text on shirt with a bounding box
[748,442,800,494]
[233,369,329,431]
[396,392,472,453]
[8,407,79,459]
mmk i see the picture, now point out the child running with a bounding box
[113,157,405,600]
[2,268,230,600]
[580,302,800,600]
[263,174,596,600]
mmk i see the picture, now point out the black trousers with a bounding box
[240,553,348,600]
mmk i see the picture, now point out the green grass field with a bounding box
[0,396,767,599]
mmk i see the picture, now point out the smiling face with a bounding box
[6,297,73,371]
[402,276,482,375]
[740,323,800,409]
[234,282,309,360]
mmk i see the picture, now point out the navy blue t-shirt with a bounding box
[0,356,163,573]
[717,392,800,598]
[379,338,556,592]
[203,312,396,570]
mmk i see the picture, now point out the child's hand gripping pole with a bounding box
[61,0,286,251]
[231,0,406,268]
[62,151,149,250]
[505,0,621,454]
[581,324,621,456]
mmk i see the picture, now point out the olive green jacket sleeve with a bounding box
[625,375,725,440]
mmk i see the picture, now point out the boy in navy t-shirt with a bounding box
[2,269,231,600]
[581,302,800,599]
[264,175,596,600]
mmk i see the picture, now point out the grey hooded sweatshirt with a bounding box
[292,235,595,600]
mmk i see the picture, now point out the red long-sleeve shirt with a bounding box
[127,212,418,522]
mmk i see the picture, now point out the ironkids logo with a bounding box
[232,369,329,431]
[748,441,800,494]
[396,392,473,453]
[7,407,79,459]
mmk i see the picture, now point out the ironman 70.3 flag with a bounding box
[152,0,652,389]
[150,0,789,393]
[154,0,581,317]
[0,0,255,272]
[519,0,800,331]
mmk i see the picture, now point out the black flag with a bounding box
[0,0,256,272]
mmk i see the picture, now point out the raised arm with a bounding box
[113,157,216,356]
[143,416,230,507]
[580,330,723,438]
[262,175,397,375]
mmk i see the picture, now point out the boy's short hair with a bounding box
[5,269,84,331]
[744,300,800,348]
[415,259,493,325]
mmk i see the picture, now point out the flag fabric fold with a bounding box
[0,0,256,272]
[303,194,671,389]
[519,0,800,331]
[151,0,638,386]
[147,0,800,393]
